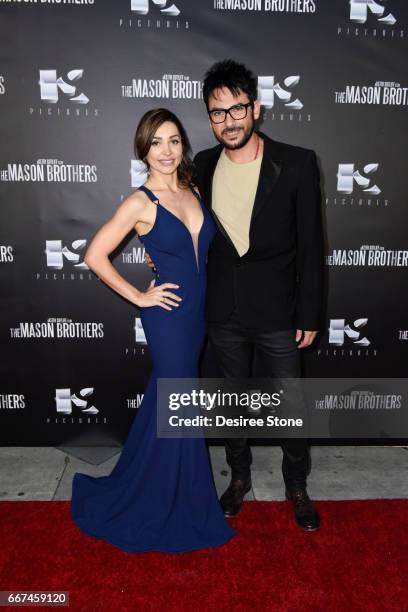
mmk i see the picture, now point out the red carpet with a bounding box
[0,499,407,611]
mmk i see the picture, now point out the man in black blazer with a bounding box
[193,59,324,531]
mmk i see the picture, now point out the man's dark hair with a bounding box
[202,59,258,109]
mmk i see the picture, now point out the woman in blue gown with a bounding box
[70,108,236,553]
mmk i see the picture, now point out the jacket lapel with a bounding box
[248,133,282,236]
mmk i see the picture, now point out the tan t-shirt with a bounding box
[212,149,262,256]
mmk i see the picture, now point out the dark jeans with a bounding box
[207,307,311,490]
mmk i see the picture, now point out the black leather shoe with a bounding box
[285,486,320,531]
[220,477,252,517]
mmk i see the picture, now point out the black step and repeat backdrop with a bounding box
[0,0,407,445]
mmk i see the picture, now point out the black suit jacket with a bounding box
[193,131,324,332]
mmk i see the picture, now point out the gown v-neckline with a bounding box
[140,184,205,273]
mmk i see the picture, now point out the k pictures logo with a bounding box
[121,0,188,29]
[329,318,370,347]
[37,239,95,281]
[337,163,381,195]
[131,0,180,16]
[33,69,97,116]
[39,69,89,104]
[45,240,89,270]
[327,161,388,207]
[338,0,402,38]
[55,388,98,415]
[317,317,377,357]
[349,0,396,26]
[258,75,303,110]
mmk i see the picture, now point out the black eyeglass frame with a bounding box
[207,101,254,124]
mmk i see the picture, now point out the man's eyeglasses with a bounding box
[208,101,254,124]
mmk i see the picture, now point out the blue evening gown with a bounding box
[70,184,236,553]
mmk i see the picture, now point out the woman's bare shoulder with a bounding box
[107,189,154,231]
[125,188,149,205]
[116,188,151,213]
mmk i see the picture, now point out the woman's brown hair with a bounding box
[134,108,194,188]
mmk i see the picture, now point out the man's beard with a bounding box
[214,122,255,150]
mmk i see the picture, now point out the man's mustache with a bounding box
[222,127,243,135]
